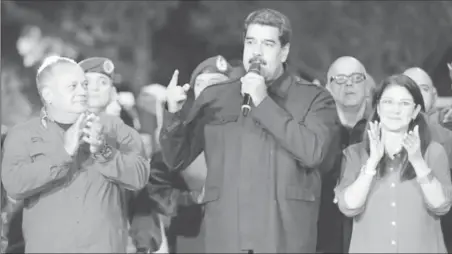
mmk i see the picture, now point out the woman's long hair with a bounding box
[363,74,432,181]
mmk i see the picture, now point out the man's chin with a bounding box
[71,105,89,113]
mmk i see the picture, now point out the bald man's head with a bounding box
[326,56,368,108]
[327,56,366,80]
[403,67,436,112]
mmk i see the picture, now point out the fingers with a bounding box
[82,136,103,148]
[167,70,179,88]
[74,112,88,129]
[368,121,381,140]
[413,125,419,138]
[182,83,190,92]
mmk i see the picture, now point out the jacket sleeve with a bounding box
[159,109,205,172]
[92,118,150,191]
[251,88,340,169]
[422,142,452,216]
[1,127,73,200]
[334,146,368,217]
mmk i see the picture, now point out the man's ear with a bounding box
[412,104,421,119]
[280,43,290,63]
[41,87,53,104]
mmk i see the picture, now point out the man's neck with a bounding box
[337,102,367,128]
[266,64,285,86]
[46,107,80,124]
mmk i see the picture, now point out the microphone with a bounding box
[241,58,262,116]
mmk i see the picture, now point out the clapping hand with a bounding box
[82,113,105,153]
[402,125,422,163]
[367,121,384,166]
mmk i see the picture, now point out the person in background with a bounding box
[403,67,452,253]
[79,57,167,254]
[160,8,340,253]
[144,55,234,253]
[318,56,372,253]
[1,56,150,253]
[423,61,452,130]
[335,74,452,253]
[403,67,452,159]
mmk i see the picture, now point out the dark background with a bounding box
[2,0,452,127]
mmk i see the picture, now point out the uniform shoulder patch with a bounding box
[216,55,228,72]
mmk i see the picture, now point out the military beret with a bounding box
[189,55,232,87]
[78,57,115,79]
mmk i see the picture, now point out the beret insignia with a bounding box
[103,60,114,74]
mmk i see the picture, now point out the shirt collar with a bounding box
[267,65,292,98]
[40,107,54,129]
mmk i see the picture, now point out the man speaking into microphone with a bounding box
[160,8,340,253]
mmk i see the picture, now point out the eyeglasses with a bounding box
[330,73,366,85]
[379,98,415,110]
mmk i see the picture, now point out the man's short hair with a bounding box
[243,8,292,46]
[36,56,78,95]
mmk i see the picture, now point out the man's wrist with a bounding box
[92,143,114,162]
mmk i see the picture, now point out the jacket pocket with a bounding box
[28,144,47,161]
[207,114,238,125]
[285,185,316,202]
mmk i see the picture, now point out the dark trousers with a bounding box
[168,204,205,253]
[342,216,353,253]
[442,210,452,253]
[316,176,343,253]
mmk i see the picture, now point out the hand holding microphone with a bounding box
[240,57,267,116]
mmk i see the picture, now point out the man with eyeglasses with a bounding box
[317,56,373,254]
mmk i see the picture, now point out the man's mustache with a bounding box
[249,57,267,66]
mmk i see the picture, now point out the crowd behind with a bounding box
[2,8,452,254]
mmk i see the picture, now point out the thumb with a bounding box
[73,112,87,129]
[413,125,419,138]
[167,69,179,88]
[182,83,190,92]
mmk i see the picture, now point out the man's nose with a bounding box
[252,44,263,57]
[345,79,353,87]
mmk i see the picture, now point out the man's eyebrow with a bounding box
[263,39,276,44]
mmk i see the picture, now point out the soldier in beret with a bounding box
[79,57,169,253]
[78,57,118,114]
[138,55,235,253]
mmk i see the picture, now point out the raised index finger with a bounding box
[167,69,179,88]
